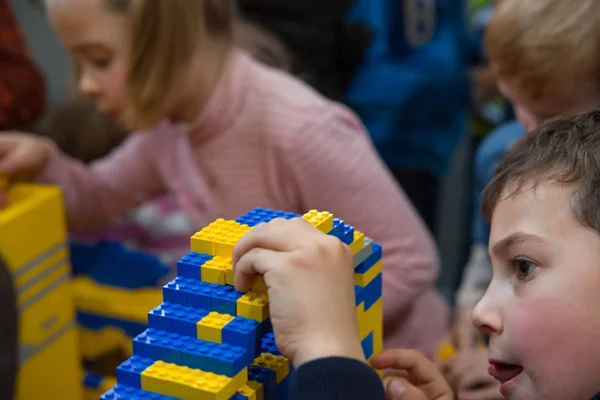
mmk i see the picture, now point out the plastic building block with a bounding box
[252,353,289,384]
[148,302,209,337]
[212,285,244,315]
[191,219,251,258]
[201,256,232,285]
[355,273,382,311]
[302,210,333,233]
[349,230,365,255]
[355,243,382,274]
[163,277,222,310]
[249,365,277,400]
[198,312,236,343]
[222,317,259,355]
[250,277,267,294]
[235,208,300,227]
[342,223,355,245]
[438,343,456,362]
[116,356,155,389]
[260,332,281,356]
[361,332,374,359]
[101,384,180,399]
[328,218,345,241]
[245,381,264,400]
[232,383,259,400]
[353,237,374,268]
[178,252,213,280]
[237,293,269,322]
[133,329,251,377]
[141,360,248,400]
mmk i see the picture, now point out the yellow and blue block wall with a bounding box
[101,207,383,400]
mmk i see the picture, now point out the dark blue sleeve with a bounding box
[289,357,385,400]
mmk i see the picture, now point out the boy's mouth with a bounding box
[488,359,523,385]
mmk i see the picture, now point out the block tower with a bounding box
[0,183,82,400]
[102,208,383,400]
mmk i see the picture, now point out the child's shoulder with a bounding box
[241,53,364,143]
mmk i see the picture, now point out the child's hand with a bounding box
[449,347,501,400]
[371,349,454,400]
[232,217,365,368]
[0,133,53,181]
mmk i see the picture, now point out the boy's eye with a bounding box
[511,258,538,281]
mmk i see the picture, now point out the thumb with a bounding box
[384,377,428,400]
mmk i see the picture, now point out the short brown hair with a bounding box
[482,110,600,231]
[486,0,600,99]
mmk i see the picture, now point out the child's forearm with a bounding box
[37,135,165,233]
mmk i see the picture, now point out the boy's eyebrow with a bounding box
[491,232,546,257]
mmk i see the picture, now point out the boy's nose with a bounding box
[472,284,503,336]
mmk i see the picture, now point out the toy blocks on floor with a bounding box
[103,208,383,399]
[0,183,83,400]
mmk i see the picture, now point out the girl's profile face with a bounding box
[47,0,129,123]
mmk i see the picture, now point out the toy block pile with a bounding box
[101,208,383,400]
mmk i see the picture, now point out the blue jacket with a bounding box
[345,0,475,177]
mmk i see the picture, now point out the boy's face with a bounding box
[498,78,600,131]
[473,180,600,400]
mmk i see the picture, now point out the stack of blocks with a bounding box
[102,208,383,400]
[0,183,82,400]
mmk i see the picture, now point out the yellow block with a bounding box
[197,312,235,343]
[438,343,456,362]
[141,361,247,400]
[250,276,267,294]
[191,219,251,258]
[0,184,82,400]
[356,299,383,345]
[302,210,334,233]
[237,292,269,322]
[201,256,230,285]
[354,260,383,287]
[246,381,264,400]
[349,231,365,255]
[72,276,162,324]
[236,384,258,400]
[252,353,290,384]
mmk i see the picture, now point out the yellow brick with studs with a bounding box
[197,312,235,343]
[252,353,290,383]
[237,292,269,322]
[302,210,334,233]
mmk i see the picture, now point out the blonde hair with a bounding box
[486,0,600,99]
[103,0,289,129]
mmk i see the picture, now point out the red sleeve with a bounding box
[0,0,46,130]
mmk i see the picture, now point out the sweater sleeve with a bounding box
[284,105,440,327]
[289,357,384,400]
[38,132,166,233]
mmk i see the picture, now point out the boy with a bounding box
[229,112,600,399]
[454,0,600,372]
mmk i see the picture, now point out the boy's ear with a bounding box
[0,256,18,400]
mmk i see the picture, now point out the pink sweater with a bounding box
[40,50,448,353]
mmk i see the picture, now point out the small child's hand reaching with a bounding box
[232,217,365,368]
[0,132,53,181]
[371,349,454,400]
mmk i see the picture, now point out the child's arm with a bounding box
[38,132,166,233]
[282,106,439,328]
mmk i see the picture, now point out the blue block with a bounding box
[260,331,281,356]
[177,252,213,280]
[83,372,104,389]
[356,273,383,310]
[148,302,208,337]
[355,243,382,274]
[235,207,300,227]
[342,223,355,245]
[77,312,147,338]
[163,277,221,309]
[133,329,250,377]
[229,394,249,400]
[223,316,259,355]
[249,365,277,400]
[101,384,180,399]
[115,356,154,389]
[276,376,289,400]
[257,319,273,339]
[328,218,345,241]
[362,331,374,359]
[212,286,244,315]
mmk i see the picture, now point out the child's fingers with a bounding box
[232,218,311,266]
[372,350,453,400]
[233,247,282,292]
[382,377,429,400]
